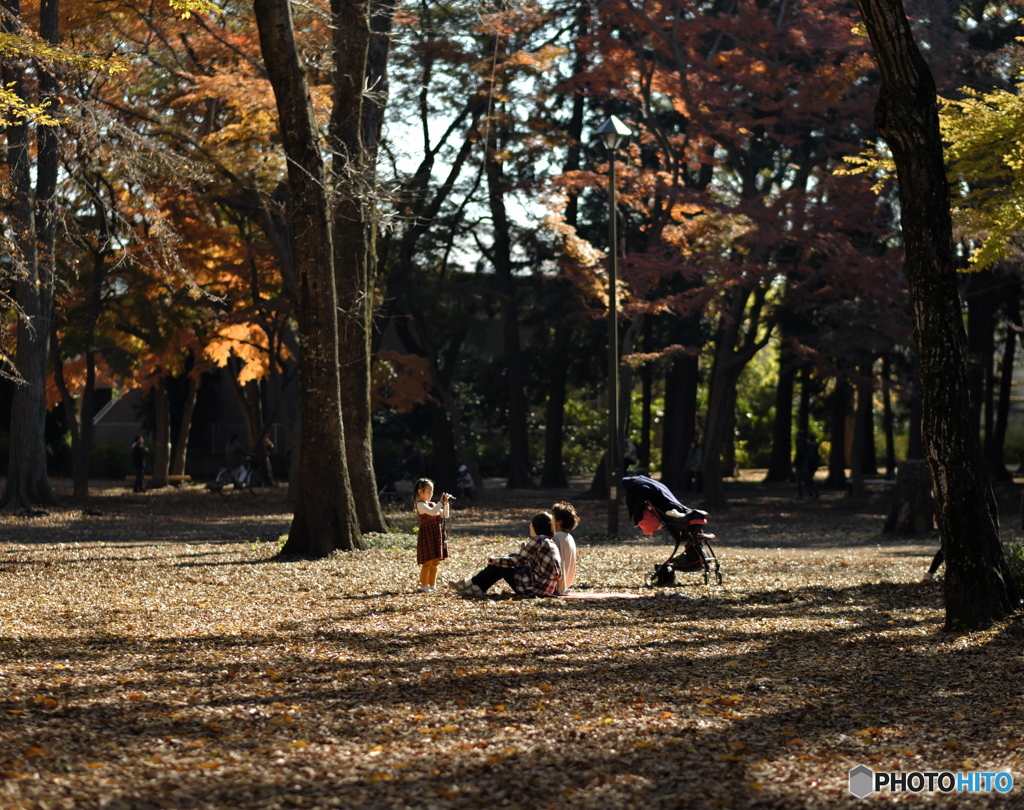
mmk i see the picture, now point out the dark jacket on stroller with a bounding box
[622,475,722,586]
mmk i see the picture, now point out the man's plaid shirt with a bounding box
[489,535,562,597]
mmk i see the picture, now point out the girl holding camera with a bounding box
[414,478,450,592]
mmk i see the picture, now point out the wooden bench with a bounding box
[125,475,192,485]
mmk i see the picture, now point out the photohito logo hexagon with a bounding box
[849,764,874,798]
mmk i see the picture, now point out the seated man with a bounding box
[449,512,561,598]
[551,501,579,595]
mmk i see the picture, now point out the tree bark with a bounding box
[848,367,873,507]
[0,0,58,510]
[825,373,850,488]
[964,270,998,444]
[484,122,534,490]
[52,340,95,502]
[701,286,770,509]
[764,353,798,483]
[254,0,362,556]
[150,379,171,489]
[883,458,934,534]
[856,0,1019,628]
[330,0,391,533]
[170,375,198,478]
[858,363,878,476]
[881,355,896,478]
[988,273,1019,480]
[540,317,570,489]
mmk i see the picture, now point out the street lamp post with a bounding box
[595,115,632,536]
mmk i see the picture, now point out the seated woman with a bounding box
[449,512,561,598]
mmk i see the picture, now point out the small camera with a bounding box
[444,492,456,501]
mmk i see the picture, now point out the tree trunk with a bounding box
[52,341,96,501]
[255,0,362,556]
[701,347,746,509]
[964,271,998,442]
[639,360,652,472]
[848,368,872,507]
[540,317,570,489]
[883,458,934,534]
[881,355,897,478]
[701,286,770,509]
[0,0,58,511]
[429,402,460,496]
[907,364,924,459]
[858,363,878,476]
[825,374,850,488]
[856,0,1019,628]
[401,314,485,501]
[988,274,1019,480]
[484,119,534,490]
[150,379,171,488]
[330,0,391,533]
[661,350,699,492]
[764,354,798,483]
[170,375,198,478]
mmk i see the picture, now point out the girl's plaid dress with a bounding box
[416,505,448,564]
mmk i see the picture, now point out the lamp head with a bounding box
[595,115,633,151]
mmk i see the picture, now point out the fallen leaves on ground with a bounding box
[0,481,1021,808]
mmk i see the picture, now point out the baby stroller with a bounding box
[622,475,722,587]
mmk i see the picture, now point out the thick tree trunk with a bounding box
[661,350,699,492]
[884,458,934,534]
[856,0,1019,628]
[330,0,391,533]
[170,375,198,478]
[906,364,924,459]
[0,0,58,511]
[255,0,362,556]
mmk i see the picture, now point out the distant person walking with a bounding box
[794,431,820,499]
[131,435,147,492]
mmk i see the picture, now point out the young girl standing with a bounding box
[414,477,450,592]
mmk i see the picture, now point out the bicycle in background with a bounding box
[210,453,265,496]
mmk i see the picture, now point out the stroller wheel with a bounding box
[716,569,723,586]
[703,568,710,586]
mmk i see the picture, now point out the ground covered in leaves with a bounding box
[1,476,1022,808]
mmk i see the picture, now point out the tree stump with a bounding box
[883,459,934,534]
